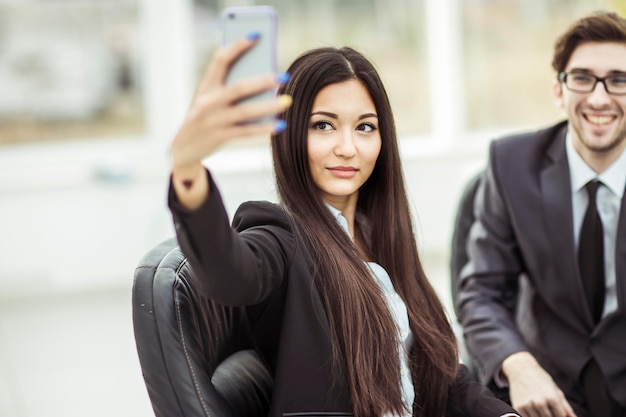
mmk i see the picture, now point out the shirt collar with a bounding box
[566,130,626,198]
[325,203,351,238]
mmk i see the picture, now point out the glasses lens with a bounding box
[566,73,595,92]
[607,75,626,94]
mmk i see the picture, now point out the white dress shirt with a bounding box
[566,132,626,318]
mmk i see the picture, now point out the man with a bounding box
[456,10,626,417]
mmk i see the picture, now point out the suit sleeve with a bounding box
[455,140,529,385]
[168,169,295,306]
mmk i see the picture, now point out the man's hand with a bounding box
[502,352,577,417]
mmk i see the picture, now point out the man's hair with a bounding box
[552,10,626,73]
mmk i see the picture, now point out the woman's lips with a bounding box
[328,166,358,178]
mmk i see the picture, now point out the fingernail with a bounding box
[279,95,293,108]
[246,31,261,41]
[274,119,287,132]
[276,72,290,84]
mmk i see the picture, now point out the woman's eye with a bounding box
[312,121,333,131]
[357,123,376,132]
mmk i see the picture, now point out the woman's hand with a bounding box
[170,34,292,209]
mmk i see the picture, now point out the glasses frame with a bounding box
[558,71,626,96]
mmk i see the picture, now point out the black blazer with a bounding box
[169,171,519,417]
[456,121,626,412]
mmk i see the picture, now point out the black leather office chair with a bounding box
[449,170,510,403]
[449,170,484,382]
[132,238,273,417]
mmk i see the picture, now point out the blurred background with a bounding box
[0,0,623,416]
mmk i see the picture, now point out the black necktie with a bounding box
[578,180,605,324]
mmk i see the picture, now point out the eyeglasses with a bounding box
[558,72,626,95]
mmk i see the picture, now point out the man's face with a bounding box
[553,41,626,169]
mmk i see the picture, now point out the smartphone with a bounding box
[221,6,278,110]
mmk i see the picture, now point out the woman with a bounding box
[169,36,519,417]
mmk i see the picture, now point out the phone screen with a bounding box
[221,6,277,107]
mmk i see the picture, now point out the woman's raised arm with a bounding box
[169,34,291,210]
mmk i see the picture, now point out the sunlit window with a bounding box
[0,0,144,146]
[192,0,430,137]
[1,0,622,149]
[461,0,607,131]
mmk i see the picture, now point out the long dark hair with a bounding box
[271,47,458,417]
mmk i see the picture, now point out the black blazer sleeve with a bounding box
[447,365,520,417]
[168,169,295,306]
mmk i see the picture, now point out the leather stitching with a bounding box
[175,258,212,417]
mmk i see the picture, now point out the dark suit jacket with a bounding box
[456,121,626,412]
[169,171,519,417]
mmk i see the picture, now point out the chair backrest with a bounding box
[132,238,273,417]
[449,170,511,403]
[449,170,485,381]
[449,171,485,304]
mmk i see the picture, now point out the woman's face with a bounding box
[307,79,382,210]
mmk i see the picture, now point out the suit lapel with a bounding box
[616,185,626,312]
[540,127,591,323]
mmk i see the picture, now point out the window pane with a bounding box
[193,0,430,136]
[462,0,606,131]
[0,0,144,146]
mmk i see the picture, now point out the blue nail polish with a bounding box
[274,119,287,132]
[246,31,261,41]
[276,72,290,84]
